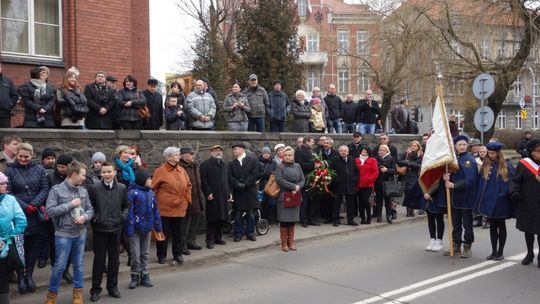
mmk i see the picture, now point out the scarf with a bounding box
[114,157,135,183]
[359,155,368,165]
[30,79,47,103]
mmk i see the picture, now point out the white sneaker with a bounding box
[425,239,436,251]
[431,239,444,252]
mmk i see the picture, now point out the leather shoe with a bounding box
[173,256,184,265]
[301,222,309,228]
[158,258,167,264]
[187,243,202,250]
[182,249,191,255]
[333,221,339,227]
[37,259,47,269]
[247,235,256,241]
[308,220,321,226]
[25,276,36,292]
[90,292,100,302]
[234,236,242,242]
[206,242,214,249]
[348,221,359,226]
[17,276,28,293]
[108,288,122,298]
[214,239,226,245]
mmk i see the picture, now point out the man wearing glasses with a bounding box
[374,134,398,159]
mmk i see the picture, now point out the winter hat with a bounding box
[526,139,540,154]
[41,148,56,160]
[0,172,8,184]
[135,170,151,187]
[261,146,271,154]
[274,143,285,152]
[91,152,106,163]
[311,97,321,105]
[453,135,469,145]
[486,141,503,151]
[56,154,74,166]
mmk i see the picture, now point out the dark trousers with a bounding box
[181,212,203,249]
[20,233,43,277]
[451,207,474,245]
[357,188,372,220]
[0,253,9,295]
[488,218,507,254]
[374,181,392,218]
[427,210,445,240]
[269,120,286,132]
[234,208,255,237]
[300,188,310,224]
[120,120,143,130]
[38,222,53,261]
[261,196,277,223]
[91,230,121,294]
[333,194,356,223]
[206,220,224,243]
[320,194,333,222]
[342,123,356,134]
[156,217,184,259]
[248,117,265,132]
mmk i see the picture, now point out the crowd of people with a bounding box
[1,125,540,303]
[0,65,418,134]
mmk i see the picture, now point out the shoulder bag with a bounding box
[283,191,302,208]
[383,179,404,197]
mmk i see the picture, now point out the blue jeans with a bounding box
[269,120,286,132]
[358,123,375,135]
[342,123,356,134]
[48,234,86,293]
[234,209,255,237]
[327,119,342,133]
[248,117,265,132]
[451,208,474,245]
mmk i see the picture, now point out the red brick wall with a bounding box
[1,0,150,88]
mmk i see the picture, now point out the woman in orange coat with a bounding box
[355,147,379,224]
[152,147,192,265]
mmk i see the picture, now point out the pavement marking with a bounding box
[353,251,527,304]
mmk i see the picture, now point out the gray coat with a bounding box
[186,90,216,129]
[243,85,269,118]
[290,99,311,133]
[275,161,305,222]
[223,92,250,122]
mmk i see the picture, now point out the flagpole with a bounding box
[437,73,454,258]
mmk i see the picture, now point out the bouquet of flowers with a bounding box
[306,152,336,197]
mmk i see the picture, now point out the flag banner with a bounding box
[419,89,458,194]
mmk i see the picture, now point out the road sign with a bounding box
[519,97,525,109]
[521,109,528,119]
[472,73,495,100]
[474,106,495,132]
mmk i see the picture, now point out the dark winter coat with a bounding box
[5,160,50,236]
[391,104,411,134]
[330,156,358,195]
[164,105,186,130]
[446,152,478,210]
[290,99,311,133]
[118,87,146,122]
[84,82,116,129]
[341,100,358,124]
[268,91,289,121]
[142,90,163,129]
[374,144,398,160]
[243,85,269,118]
[477,161,514,219]
[258,156,277,191]
[315,147,337,161]
[376,154,396,182]
[57,87,89,125]
[88,181,129,233]
[510,158,540,234]
[357,99,380,124]
[295,144,315,176]
[323,94,343,120]
[397,151,422,193]
[48,169,66,188]
[200,157,230,221]
[347,141,370,158]
[18,81,56,128]
[229,155,260,210]
[179,159,205,216]
[516,138,531,158]
[0,73,18,116]
[126,184,162,236]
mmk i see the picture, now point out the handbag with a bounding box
[5,235,25,271]
[383,180,403,197]
[37,205,50,222]
[137,105,151,119]
[151,230,166,242]
[283,191,302,208]
[263,173,280,198]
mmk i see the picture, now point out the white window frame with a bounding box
[497,40,506,59]
[481,39,490,60]
[307,33,319,53]
[298,0,307,17]
[515,110,523,129]
[357,69,369,92]
[449,109,464,131]
[498,110,506,129]
[357,30,368,55]
[337,29,348,54]
[513,76,522,97]
[307,68,320,92]
[338,68,349,94]
[0,0,63,60]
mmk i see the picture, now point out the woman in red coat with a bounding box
[355,147,379,224]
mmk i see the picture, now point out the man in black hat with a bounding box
[41,148,57,177]
[142,78,163,130]
[268,80,289,132]
[105,75,121,130]
[228,143,260,242]
[84,72,117,130]
[243,74,269,132]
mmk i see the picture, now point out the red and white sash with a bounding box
[519,157,540,177]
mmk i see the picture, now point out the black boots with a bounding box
[17,274,27,294]
[521,253,535,265]
[129,273,140,289]
[140,273,153,287]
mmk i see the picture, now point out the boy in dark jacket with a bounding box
[164,96,186,130]
[88,162,129,301]
[127,170,162,289]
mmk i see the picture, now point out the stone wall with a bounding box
[0,129,422,168]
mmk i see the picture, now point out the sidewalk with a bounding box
[11,207,424,296]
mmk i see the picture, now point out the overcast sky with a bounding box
[150,0,197,82]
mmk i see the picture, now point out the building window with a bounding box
[497,41,506,59]
[513,76,522,97]
[358,69,369,92]
[534,110,538,130]
[337,29,348,54]
[481,39,490,60]
[307,33,319,53]
[515,110,523,129]
[1,0,62,58]
[338,68,349,93]
[448,79,464,96]
[498,110,506,129]
[357,30,368,55]
[449,109,464,131]
[298,0,307,17]
[307,68,320,92]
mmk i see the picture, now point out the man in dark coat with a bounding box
[84,71,116,130]
[323,84,343,133]
[295,136,319,227]
[0,63,18,128]
[347,132,369,158]
[105,75,121,130]
[142,78,163,130]
[179,147,205,254]
[268,80,290,132]
[516,131,532,158]
[200,145,230,249]
[228,143,260,242]
[341,94,358,134]
[330,146,359,226]
[391,98,411,134]
[357,90,380,135]
[374,133,398,160]
[317,137,338,223]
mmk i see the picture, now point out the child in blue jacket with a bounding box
[127,170,162,289]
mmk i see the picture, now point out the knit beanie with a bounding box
[0,172,8,184]
[261,146,271,154]
[135,170,151,187]
[91,152,106,163]
[56,154,74,166]
[41,148,56,160]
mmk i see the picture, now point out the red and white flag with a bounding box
[419,92,458,194]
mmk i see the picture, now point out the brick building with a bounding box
[0,0,150,90]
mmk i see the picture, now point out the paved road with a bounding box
[13,219,539,304]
